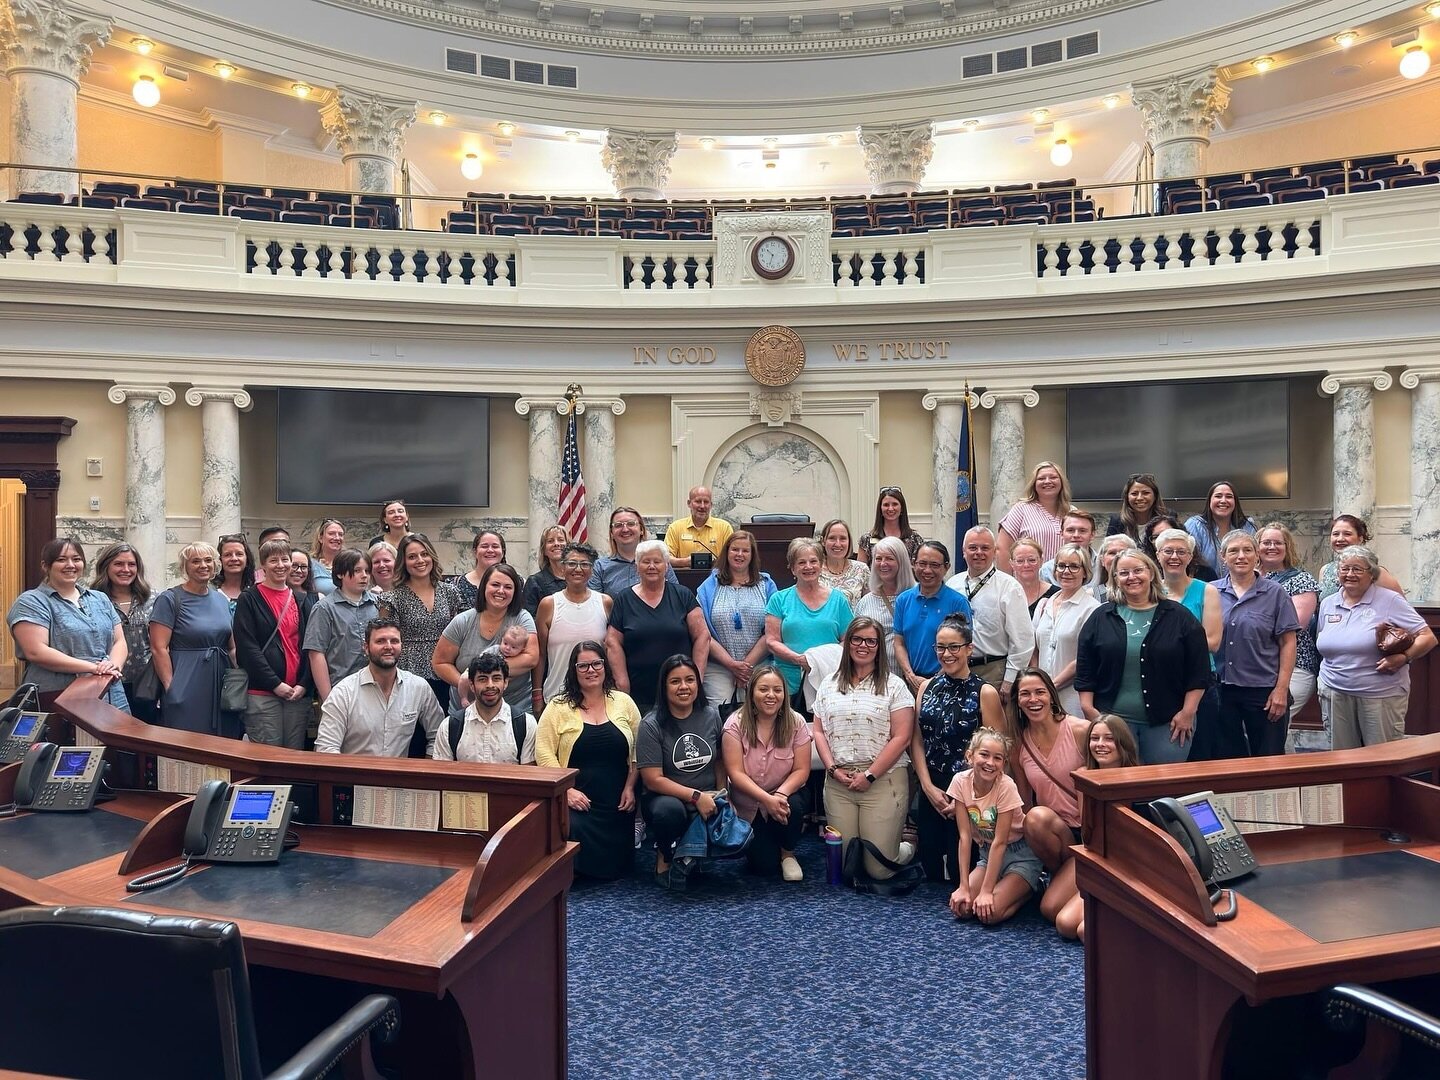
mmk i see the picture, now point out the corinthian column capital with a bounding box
[858,121,934,195]
[0,0,111,81]
[1129,67,1230,146]
[319,87,418,161]
[600,129,679,200]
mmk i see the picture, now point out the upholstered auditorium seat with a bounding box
[328,213,373,228]
[1313,169,1364,191]
[874,210,915,228]
[288,201,334,217]
[445,212,478,230]
[1212,181,1260,202]
[243,196,287,213]
[918,210,952,228]
[93,181,140,199]
[13,192,65,204]
[532,215,571,230]
[121,197,171,211]
[490,213,529,230]
[963,206,1007,224]
[1344,180,1385,193]
[627,228,669,240]
[1369,163,1417,183]
[178,202,224,214]
[228,207,276,221]
[1249,166,1294,183]
[1222,193,1273,210]
[492,224,531,235]
[861,225,902,236]
[72,194,118,209]
[1262,176,1312,195]
[1175,200,1221,213]
[279,211,326,225]
[1276,188,1326,203]
[1390,173,1440,188]
[144,186,188,203]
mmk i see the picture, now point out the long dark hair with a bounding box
[91,542,152,606]
[1198,480,1249,546]
[868,486,913,539]
[1140,514,1180,560]
[1009,668,1065,733]
[213,534,255,589]
[395,533,443,588]
[1118,473,1168,536]
[476,562,524,615]
[560,640,616,707]
[735,663,799,752]
[652,654,708,731]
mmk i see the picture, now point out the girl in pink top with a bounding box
[946,728,1042,925]
[1010,669,1088,874]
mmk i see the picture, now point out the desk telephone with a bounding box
[1146,791,1256,922]
[127,780,295,892]
[0,708,49,763]
[10,744,107,812]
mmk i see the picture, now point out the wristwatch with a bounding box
[864,771,877,784]
[690,789,702,804]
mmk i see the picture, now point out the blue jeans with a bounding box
[1125,718,1192,766]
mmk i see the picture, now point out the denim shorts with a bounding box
[976,836,1044,891]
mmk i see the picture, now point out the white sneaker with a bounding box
[897,841,916,864]
[780,856,803,882]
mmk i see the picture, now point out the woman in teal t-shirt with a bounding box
[764,538,853,715]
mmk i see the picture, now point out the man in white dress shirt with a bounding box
[947,527,1035,696]
[432,652,537,764]
[316,618,445,756]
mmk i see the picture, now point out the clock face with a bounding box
[752,235,794,279]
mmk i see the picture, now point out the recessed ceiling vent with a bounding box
[961,33,1100,78]
[445,47,578,89]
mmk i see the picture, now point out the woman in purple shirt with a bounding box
[1316,545,1435,748]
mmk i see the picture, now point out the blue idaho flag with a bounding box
[955,392,978,554]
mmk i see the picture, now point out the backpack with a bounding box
[447,710,528,762]
[842,837,926,897]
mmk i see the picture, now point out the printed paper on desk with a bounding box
[157,757,231,794]
[442,791,490,832]
[353,785,441,831]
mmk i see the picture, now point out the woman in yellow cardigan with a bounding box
[537,639,641,880]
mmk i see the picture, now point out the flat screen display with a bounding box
[11,714,38,738]
[54,750,93,778]
[275,389,490,507]
[1065,379,1289,501]
[229,789,276,822]
[1186,800,1225,837]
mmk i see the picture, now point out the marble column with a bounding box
[922,392,971,550]
[600,129,679,200]
[184,386,251,542]
[107,384,175,579]
[979,389,1039,530]
[1402,368,1440,604]
[318,86,418,193]
[582,397,625,547]
[1319,372,1391,527]
[515,398,564,574]
[1129,67,1230,180]
[0,0,112,197]
[858,121,935,195]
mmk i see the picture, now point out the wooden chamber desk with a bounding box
[1075,735,1440,1079]
[0,678,577,1079]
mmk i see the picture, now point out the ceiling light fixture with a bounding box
[1252,56,1275,72]
[291,82,312,98]
[565,130,580,142]
[213,61,235,79]
[960,119,980,131]
[826,133,843,146]
[497,121,516,136]
[131,37,154,55]
[1102,94,1121,109]
[132,75,160,107]
[1427,2,1440,18]
[428,111,447,125]
[699,137,716,150]
[461,153,483,181]
[1400,44,1432,78]
[1050,139,1072,167]
[763,137,779,149]
[1333,31,1358,48]
[1031,108,1049,122]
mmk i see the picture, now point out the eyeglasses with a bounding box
[575,660,606,672]
[1054,563,1085,573]
[561,561,593,571]
[934,642,971,654]
[913,560,946,571]
[850,637,880,649]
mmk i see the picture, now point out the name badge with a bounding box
[1327,614,1343,623]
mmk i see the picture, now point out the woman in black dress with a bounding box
[605,540,710,715]
[536,641,641,880]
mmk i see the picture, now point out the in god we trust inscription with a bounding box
[745,325,806,387]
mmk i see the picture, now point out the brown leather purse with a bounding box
[1375,622,1415,657]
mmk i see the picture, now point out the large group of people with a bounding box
[7,467,1436,929]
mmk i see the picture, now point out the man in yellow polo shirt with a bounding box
[664,486,733,568]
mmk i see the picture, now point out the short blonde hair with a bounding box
[1106,550,1165,605]
[177,542,218,565]
[786,536,823,569]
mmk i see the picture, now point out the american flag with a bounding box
[558,408,589,542]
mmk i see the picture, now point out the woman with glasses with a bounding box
[997,461,1071,571]
[213,534,254,615]
[1031,543,1101,717]
[1011,536,1058,617]
[536,641,641,880]
[1106,473,1169,544]
[764,538,854,715]
[911,615,1002,882]
[696,530,776,711]
[523,525,571,616]
[1075,551,1210,765]
[855,536,916,671]
[857,486,925,565]
[378,533,465,706]
[287,549,321,617]
[535,542,611,708]
[308,518,346,597]
[893,541,972,700]
[812,615,916,879]
[606,540,709,715]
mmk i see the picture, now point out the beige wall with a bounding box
[77,100,218,181]
[1374,377,1412,507]
[612,394,673,518]
[1,379,129,516]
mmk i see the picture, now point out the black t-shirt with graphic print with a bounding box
[637,704,722,791]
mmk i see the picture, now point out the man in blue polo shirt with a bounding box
[893,540,973,698]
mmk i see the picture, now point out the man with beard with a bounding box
[432,652,538,764]
[315,618,444,756]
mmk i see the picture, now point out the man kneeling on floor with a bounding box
[432,653,538,764]
[315,618,445,756]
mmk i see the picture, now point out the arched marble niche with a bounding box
[710,429,843,525]
[670,393,878,526]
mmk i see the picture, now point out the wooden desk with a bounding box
[1074,736,1440,1079]
[0,678,577,1079]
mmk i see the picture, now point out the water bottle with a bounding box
[824,826,844,885]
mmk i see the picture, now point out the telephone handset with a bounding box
[0,707,50,763]
[1147,792,1254,922]
[11,743,106,812]
[127,780,295,892]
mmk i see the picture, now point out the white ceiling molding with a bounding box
[1213,67,1440,143]
[79,82,212,130]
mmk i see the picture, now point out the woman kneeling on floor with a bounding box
[948,727,1043,926]
[638,655,727,891]
[722,663,812,882]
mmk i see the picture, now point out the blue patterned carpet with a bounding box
[567,833,1085,1079]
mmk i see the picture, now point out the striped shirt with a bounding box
[997,501,1064,562]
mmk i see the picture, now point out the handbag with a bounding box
[221,592,291,711]
[842,836,926,897]
[132,663,161,703]
[1375,622,1416,657]
[673,792,753,860]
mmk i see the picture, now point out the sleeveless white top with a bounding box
[543,590,609,701]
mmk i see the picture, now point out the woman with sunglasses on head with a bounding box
[1031,543,1101,717]
[857,486,925,565]
[696,530,776,711]
[378,533,465,707]
[997,461,1072,571]
[308,518,346,597]
[92,543,158,721]
[536,641,640,880]
[1106,473,1169,544]
[911,614,1003,882]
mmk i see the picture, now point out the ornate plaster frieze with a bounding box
[0,0,110,80]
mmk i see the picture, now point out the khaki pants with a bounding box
[244,693,311,749]
[824,768,909,879]
[1326,689,1409,749]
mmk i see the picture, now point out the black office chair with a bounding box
[0,905,399,1080]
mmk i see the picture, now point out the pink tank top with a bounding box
[1020,723,1084,828]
